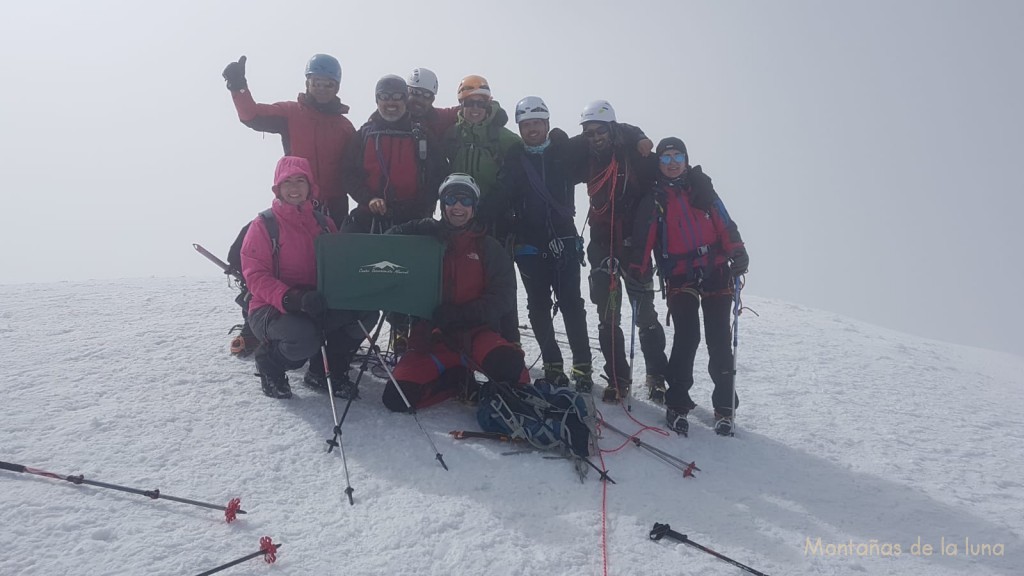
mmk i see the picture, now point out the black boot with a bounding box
[255,344,292,399]
[326,332,361,400]
[303,352,328,391]
[666,407,689,436]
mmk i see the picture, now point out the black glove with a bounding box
[222,55,247,92]
[282,288,327,320]
[729,247,749,277]
[623,271,649,294]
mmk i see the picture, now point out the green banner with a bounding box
[316,233,444,318]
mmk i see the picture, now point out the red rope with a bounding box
[597,434,610,576]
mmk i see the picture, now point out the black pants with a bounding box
[515,249,591,368]
[586,240,667,382]
[663,290,738,416]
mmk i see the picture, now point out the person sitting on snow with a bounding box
[240,156,377,400]
[627,137,748,437]
[381,174,528,412]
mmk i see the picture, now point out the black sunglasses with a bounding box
[376,91,407,102]
[462,99,489,109]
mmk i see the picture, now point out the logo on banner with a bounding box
[358,260,410,275]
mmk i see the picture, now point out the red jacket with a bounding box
[630,167,744,285]
[231,90,355,218]
[343,112,447,226]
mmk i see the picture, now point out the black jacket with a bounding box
[498,128,580,251]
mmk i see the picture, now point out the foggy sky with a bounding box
[1,0,1021,357]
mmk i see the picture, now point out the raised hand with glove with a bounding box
[222,55,248,92]
[282,287,328,321]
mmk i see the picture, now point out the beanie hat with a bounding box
[375,74,408,95]
[656,137,688,157]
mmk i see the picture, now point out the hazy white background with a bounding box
[1,0,1021,357]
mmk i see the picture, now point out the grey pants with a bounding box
[586,240,667,382]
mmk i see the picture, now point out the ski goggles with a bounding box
[409,87,434,99]
[582,125,610,139]
[442,195,476,207]
[376,91,407,101]
[462,99,489,109]
[659,152,687,165]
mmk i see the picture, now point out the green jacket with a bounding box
[443,101,522,202]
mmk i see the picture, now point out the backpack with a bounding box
[226,208,333,308]
[476,380,597,457]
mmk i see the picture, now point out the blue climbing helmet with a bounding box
[305,54,342,83]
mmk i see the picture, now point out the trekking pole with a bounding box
[650,523,769,576]
[357,320,449,471]
[599,420,699,478]
[0,461,245,523]
[729,276,742,436]
[194,537,280,576]
[321,332,357,504]
[626,297,638,412]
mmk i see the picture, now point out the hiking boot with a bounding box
[255,344,292,399]
[257,372,291,399]
[666,407,689,436]
[570,363,594,393]
[332,373,360,400]
[714,411,734,437]
[646,374,667,405]
[601,377,630,404]
[302,355,328,391]
[302,369,328,391]
[543,362,569,387]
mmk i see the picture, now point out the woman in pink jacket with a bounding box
[241,156,376,399]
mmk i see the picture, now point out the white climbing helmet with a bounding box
[439,173,481,203]
[579,99,616,124]
[407,68,439,96]
[515,96,550,123]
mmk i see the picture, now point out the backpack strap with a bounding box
[259,208,332,279]
[258,209,281,278]
[311,210,332,234]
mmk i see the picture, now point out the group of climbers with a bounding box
[221,54,749,437]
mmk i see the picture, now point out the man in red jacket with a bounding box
[223,54,356,223]
[341,74,448,233]
[382,174,527,412]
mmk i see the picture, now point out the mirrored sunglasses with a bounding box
[376,91,407,101]
[462,99,489,109]
[409,87,435,99]
[659,152,687,165]
[582,125,610,139]
[443,195,476,207]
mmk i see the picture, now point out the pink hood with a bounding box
[272,156,320,202]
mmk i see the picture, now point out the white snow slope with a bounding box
[1,277,1022,576]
